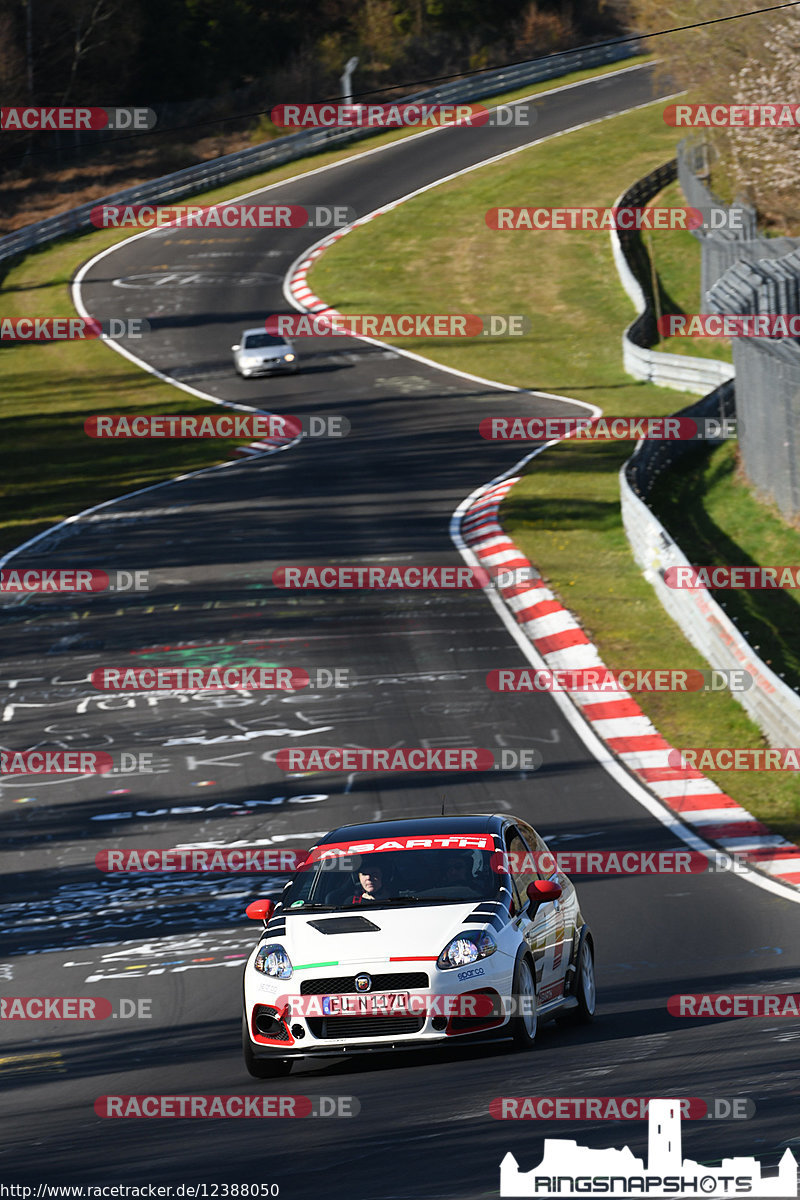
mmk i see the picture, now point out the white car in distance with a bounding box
[232,328,298,377]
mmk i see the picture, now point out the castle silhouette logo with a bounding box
[500,1098,798,1197]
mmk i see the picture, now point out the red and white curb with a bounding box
[230,433,295,459]
[278,143,800,898]
[461,479,800,889]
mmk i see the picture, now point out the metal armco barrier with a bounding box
[0,42,636,270]
[611,159,734,393]
[616,155,800,748]
[620,388,800,747]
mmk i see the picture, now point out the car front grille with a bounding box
[300,972,429,995]
[307,1016,425,1039]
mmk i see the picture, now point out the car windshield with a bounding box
[242,333,288,349]
[279,847,505,911]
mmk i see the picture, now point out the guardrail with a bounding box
[613,152,800,746]
[0,41,637,270]
[620,385,800,746]
[610,159,735,392]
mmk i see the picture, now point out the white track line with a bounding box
[278,93,800,907]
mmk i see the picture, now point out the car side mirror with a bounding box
[245,899,275,923]
[231,344,240,351]
[526,879,562,909]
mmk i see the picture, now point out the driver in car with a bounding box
[351,863,391,903]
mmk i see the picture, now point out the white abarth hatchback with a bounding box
[242,814,595,1077]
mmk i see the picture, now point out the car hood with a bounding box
[241,346,289,359]
[277,902,491,967]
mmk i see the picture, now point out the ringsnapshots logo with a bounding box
[499,1098,797,1197]
[1,106,156,131]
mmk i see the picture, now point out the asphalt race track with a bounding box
[2,62,800,1198]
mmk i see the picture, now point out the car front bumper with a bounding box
[244,959,517,1058]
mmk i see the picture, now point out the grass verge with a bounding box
[0,54,650,557]
[309,99,800,842]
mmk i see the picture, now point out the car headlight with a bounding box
[284,354,295,362]
[254,943,293,979]
[437,929,497,970]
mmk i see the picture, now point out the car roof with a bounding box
[317,814,510,844]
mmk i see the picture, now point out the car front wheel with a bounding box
[511,956,538,1049]
[573,938,596,1022]
[558,937,596,1025]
